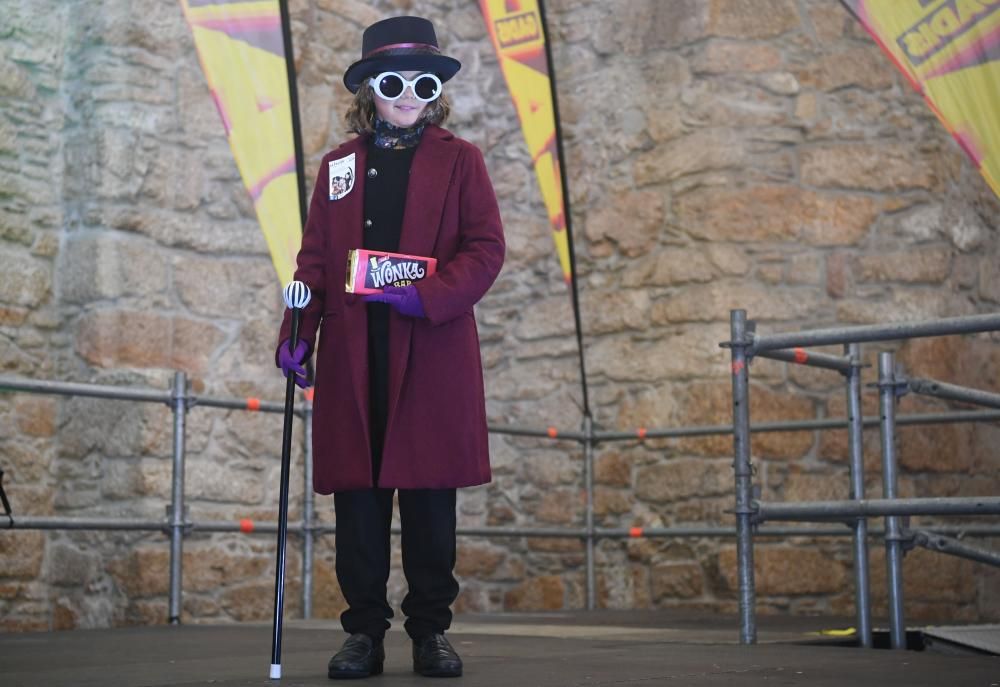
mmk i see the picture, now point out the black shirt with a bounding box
[362,140,418,476]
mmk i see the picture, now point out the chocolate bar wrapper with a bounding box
[345,249,438,295]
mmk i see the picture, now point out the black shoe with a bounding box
[328,633,384,679]
[412,633,463,677]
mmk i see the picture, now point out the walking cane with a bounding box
[270,280,311,680]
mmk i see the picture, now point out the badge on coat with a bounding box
[328,153,355,201]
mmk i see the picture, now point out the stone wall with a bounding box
[2,0,999,631]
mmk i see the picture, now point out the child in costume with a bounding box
[276,15,505,679]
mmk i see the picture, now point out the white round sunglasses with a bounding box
[368,71,442,102]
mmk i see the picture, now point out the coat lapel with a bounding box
[387,127,460,433]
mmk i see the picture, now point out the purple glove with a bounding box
[362,284,425,318]
[278,339,310,388]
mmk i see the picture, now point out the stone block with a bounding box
[635,129,745,186]
[651,562,705,600]
[718,546,847,595]
[455,543,504,578]
[868,547,978,605]
[595,452,632,488]
[594,488,632,518]
[896,422,974,473]
[682,80,791,129]
[675,185,879,245]
[587,327,728,384]
[853,246,952,284]
[0,531,44,579]
[595,0,706,55]
[807,1,849,44]
[675,381,815,459]
[651,281,821,324]
[795,46,896,92]
[2,440,53,482]
[504,575,565,611]
[836,290,970,324]
[581,290,650,334]
[513,295,577,341]
[708,0,800,39]
[221,581,298,621]
[310,559,348,620]
[533,489,580,525]
[75,310,226,374]
[694,40,782,74]
[173,255,280,319]
[621,249,716,288]
[0,251,50,307]
[48,544,96,586]
[14,395,56,437]
[635,458,731,503]
[527,537,584,556]
[584,189,665,257]
[781,470,849,502]
[183,547,270,593]
[107,547,168,598]
[801,143,938,192]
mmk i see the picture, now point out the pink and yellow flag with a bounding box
[479,0,572,282]
[842,0,1000,198]
[179,0,302,284]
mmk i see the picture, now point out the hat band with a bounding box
[363,42,441,58]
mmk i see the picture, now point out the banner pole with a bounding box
[278,0,308,231]
[536,0,591,420]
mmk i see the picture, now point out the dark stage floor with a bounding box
[1,611,997,686]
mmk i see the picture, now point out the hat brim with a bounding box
[343,54,461,93]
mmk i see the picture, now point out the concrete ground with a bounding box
[1,611,997,686]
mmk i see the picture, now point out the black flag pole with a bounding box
[536,0,591,420]
[278,0,315,384]
[279,0,308,230]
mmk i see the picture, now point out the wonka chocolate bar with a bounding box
[345,249,438,295]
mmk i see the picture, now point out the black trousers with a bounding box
[334,487,458,641]
[340,303,458,640]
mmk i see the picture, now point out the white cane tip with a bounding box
[283,281,311,309]
[269,663,281,679]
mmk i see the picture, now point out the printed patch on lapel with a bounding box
[328,153,355,201]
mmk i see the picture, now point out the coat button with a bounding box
[364,219,372,228]
[367,168,377,178]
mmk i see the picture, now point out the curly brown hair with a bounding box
[345,80,451,135]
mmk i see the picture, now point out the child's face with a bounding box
[373,70,430,128]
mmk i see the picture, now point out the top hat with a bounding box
[343,16,462,94]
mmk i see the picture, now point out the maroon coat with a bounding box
[278,126,505,493]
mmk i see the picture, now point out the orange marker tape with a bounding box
[304,388,315,401]
[629,527,643,538]
[239,519,254,534]
[637,427,647,440]
[547,427,558,438]
[731,360,745,376]
[246,397,261,411]
[793,348,808,364]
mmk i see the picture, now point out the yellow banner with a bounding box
[479,0,572,282]
[842,0,1000,198]
[179,0,301,285]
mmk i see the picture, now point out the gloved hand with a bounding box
[278,339,311,388]
[362,284,425,318]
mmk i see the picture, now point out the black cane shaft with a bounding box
[271,308,302,669]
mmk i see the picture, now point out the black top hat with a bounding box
[343,16,462,94]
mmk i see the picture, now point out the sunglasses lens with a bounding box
[376,74,404,99]
[414,75,440,101]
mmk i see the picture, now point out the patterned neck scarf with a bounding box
[372,116,425,149]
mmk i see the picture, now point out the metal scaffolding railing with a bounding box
[724,310,1000,650]
[3,344,1000,629]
